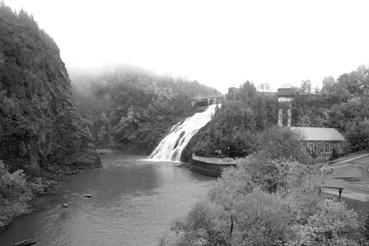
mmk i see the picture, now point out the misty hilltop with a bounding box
[70,65,220,154]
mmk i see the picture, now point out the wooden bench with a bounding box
[319,186,344,201]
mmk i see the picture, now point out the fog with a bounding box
[5,0,369,92]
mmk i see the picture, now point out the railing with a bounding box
[319,186,344,201]
[189,96,225,110]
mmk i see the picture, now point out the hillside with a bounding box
[184,69,369,162]
[71,67,220,154]
[0,5,101,175]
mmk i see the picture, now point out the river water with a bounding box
[0,153,215,246]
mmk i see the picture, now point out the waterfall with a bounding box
[149,104,220,161]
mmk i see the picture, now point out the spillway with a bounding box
[149,104,219,161]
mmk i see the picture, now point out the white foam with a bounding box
[149,104,220,161]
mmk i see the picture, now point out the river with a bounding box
[0,153,216,246]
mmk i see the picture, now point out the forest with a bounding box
[181,66,369,161]
[72,65,369,162]
[71,66,220,154]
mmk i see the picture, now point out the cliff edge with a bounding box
[0,6,101,175]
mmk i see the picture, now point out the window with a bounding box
[325,143,330,152]
[308,143,314,151]
[316,143,320,152]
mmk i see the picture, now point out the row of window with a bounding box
[306,142,339,153]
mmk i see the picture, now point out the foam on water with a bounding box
[149,104,220,161]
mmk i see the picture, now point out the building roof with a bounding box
[279,83,293,88]
[291,127,345,142]
[277,87,297,97]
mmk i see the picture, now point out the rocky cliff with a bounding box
[0,5,101,175]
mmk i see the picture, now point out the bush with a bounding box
[292,199,361,245]
[346,120,369,152]
[256,126,313,163]
[161,157,365,245]
[0,160,33,228]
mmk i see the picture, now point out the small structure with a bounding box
[291,127,345,160]
[277,84,296,126]
[190,154,236,177]
[190,95,225,109]
[227,87,237,101]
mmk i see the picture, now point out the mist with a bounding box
[5,0,369,93]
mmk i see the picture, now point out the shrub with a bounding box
[292,199,361,245]
[256,126,313,163]
[0,160,33,228]
[161,158,365,245]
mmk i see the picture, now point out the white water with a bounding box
[149,104,220,161]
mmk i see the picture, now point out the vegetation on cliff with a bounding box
[0,161,54,232]
[0,4,100,230]
[71,67,220,154]
[184,66,369,161]
[0,4,101,175]
[182,82,279,161]
[292,66,369,153]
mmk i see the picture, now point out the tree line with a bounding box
[71,66,220,154]
[184,66,369,160]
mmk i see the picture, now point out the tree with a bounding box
[321,76,336,94]
[334,65,369,97]
[257,83,270,92]
[299,80,312,94]
[292,199,361,245]
[256,126,312,163]
[346,120,369,152]
[192,102,257,157]
[237,81,257,104]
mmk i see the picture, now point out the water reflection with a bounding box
[0,153,215,246]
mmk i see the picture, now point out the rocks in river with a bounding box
[13,239,37,246]
[83,194,93,198]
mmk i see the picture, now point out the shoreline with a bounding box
[0,163,102,235]
[0,178,59,235]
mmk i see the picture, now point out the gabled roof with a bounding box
[291,127,345,142]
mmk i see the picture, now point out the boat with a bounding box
[190,154,237,177]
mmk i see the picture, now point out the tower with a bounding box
[277,84,296,127]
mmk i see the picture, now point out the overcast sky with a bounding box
[5,0,369,92]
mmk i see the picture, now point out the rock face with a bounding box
[0,6,101,174]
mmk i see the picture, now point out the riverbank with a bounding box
[0,176,59,234]
[0,148,117,235]
[0,156,106,235]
